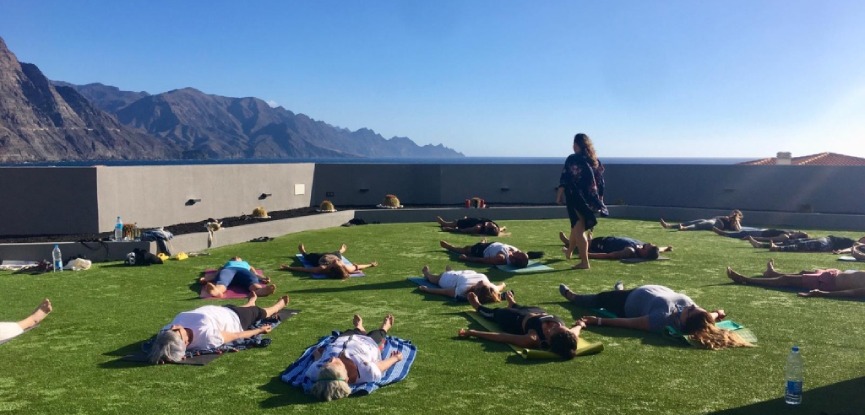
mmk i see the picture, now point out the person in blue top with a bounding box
[559,283,752,350]
[200,256,276,298]
[556,133,608,270]
[557,232,672,260]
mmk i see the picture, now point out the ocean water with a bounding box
[2,156,752,167]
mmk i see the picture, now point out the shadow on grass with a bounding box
[708,375,865,415]
[286,280,413,294]
[258,375,317,407]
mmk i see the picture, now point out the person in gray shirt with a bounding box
[559,284,752,350]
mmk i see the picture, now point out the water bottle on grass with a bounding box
[52,244,63,272]
[114,216,123,241]
[784,345,804,405]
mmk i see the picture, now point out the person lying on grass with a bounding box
[306,314,403,401]
[436,216,506,236]
[711,227,809,242]
[439,239,542,268]
[560,283,752,350]
[746,235,865,253]
[459,290,583,359]
[280,243,378,279]
[147,292,289,364]
[727,259,865,299]
[660,209,743,231]
[418,264,505,303]
[558,232,672,260]
[0,299,52,345]
[200,256,276,298]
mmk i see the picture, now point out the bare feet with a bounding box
[558,231,570,247]
[763,259,779,277]
[243,290,258,307]
[205,282,225,298]
[747,236,763,248]
[466,292,481,309]
[726,267,748,284]
[440,240,452,250]
[254,284,277,297]
[353,314,366,333]
[659,218,670,229]
[421,265,432,278]
[572,262,590,270]
[380,314,394,332]
[339,243,347,254]
[297,243,307,254]
[559,284,575,301]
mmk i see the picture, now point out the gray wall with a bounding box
[1,163,863,236]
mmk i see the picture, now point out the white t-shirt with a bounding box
[304,334,383,384]
[0,322,24,344]
[438,270,489,298]
[161,305,243,351]
[483,242,516,264]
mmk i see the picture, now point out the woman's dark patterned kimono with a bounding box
[559,154,608,230]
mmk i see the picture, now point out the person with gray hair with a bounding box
[148,292,289,364]
[305,314,403,401]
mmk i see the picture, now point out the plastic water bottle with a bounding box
[114,216,123,241]
[52,244,63,272]
[784,345,804,405]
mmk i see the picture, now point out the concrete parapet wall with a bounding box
[0,240,149,262]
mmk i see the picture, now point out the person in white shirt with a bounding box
[439,239,543,268]
[147,293,289,364]
[307,314,404,401]
[417,264,504,303]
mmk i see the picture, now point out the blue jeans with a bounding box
[214,267,260,288]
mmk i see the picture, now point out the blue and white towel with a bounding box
[280,331,417,396]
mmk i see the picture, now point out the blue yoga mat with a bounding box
[495,260,553,273]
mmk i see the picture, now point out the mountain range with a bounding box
[0,36,462,162]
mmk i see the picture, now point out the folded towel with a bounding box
[281,331,417,396]
[495,261,554,273]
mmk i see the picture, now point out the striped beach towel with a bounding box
[280,331,417,396]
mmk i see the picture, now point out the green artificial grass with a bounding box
[1,219,864,414]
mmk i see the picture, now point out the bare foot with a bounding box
[353,314,366,332]
[726,267,748,284]
[559,231,570,247]
[572,262,590,270]
[297,243,306,254]
[466,292,481,309]
[339,243,347,254]
[559,284,575,301]
[279,264,291,270]
[255,284,277,297]
[422,265,432,278]
[747,236,763,248]
[562,246,572,260]
[380,314,394,332]
[243,290,258,307]
[35,298,52,317]
[205,282,225,298]
[440,240,451,249]
[763,259,778,277]
[659,219,669,229]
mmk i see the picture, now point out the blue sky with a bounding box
[2,1,864,158]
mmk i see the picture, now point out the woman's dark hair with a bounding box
[644,246,660,260]
[574,133,599,168]
[467,284,501,304]
[328,264,351,280]
[548,330,578,359]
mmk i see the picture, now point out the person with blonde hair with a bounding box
[418,264,504,303]
[556,133,608,270]
[560,284,751,350]
[0,299,52,345]
[306,314,403,401]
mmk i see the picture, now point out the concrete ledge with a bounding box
[0,240,150,262]
[167,211,356,253]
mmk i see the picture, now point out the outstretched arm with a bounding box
[798,288,865,298]
[580,315,651,332]
[458,328,538,349]
[352,261,379,271]
[221,325,272,344]
[588,249,632,260]
[376,351,403,373]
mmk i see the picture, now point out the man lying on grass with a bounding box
[727,259,865,299]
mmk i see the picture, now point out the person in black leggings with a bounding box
[459,290,583,359]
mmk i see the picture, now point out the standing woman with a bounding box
[556,133,608,270]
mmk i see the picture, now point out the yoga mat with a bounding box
[837,256,861,262]
[295,254,364,278]
[407,277,464,301]
[620,256,671,264]
[464,311,603,359]
[495,261,554,273]
[199,268,267,299]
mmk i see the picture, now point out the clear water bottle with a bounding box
[52,244,63,272]
[784,345,804,405]
[114,216,123,241]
